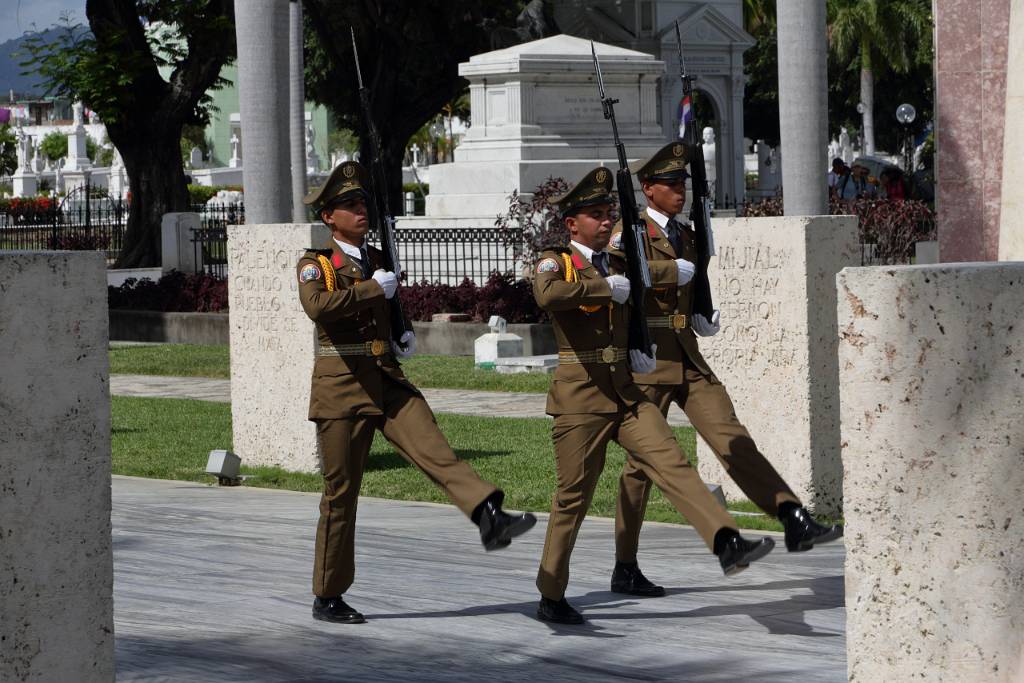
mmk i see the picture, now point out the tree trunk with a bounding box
[860,38,875,156]
[113,129,189,268]
[360,136,406,217]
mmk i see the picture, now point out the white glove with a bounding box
[675,258,695,286]
[629,344,657,374]
[692,309,721,337]
[392,330,416,358]
[371,269,397,299]
[605,275,631,304]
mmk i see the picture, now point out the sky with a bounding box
[1,0,87,43]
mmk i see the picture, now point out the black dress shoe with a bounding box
[536,597,584,624]
[312,596,366,624]
[716,533,775,576]
[781,506,844,552]
[610,561,666,597]
[477,498,537,551]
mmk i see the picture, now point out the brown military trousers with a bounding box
[614,359,801,563]
[536,399,737,601]
[313,379,497,597]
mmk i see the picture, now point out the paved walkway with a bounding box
[113,476,845,682]
[109,374,693,426]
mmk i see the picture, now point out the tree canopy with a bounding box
[302,0,526,208]
[21,0,235,267]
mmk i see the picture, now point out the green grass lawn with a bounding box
[110,344,552,393]
[110,344,231,378]
[111,395,783,531]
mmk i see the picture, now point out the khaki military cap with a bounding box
[548,166,615,217]
[630,141,692,182]
[303,161,370,212]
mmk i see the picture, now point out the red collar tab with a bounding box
[331,252,343,269]
[571,253,586,270]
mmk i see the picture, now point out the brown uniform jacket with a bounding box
[608,214,713,382]
[533,244,649,415]
[296,240,417,420]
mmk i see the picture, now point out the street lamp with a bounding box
[896,103,917,172]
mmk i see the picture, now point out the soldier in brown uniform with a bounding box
[606,142,843,597]
[297,161,537,624]
[532,166,776,625]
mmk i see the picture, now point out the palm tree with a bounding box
[828,0,931,155]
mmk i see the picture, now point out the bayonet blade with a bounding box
[675,21,686,75]
[351,28,364,90]
[591,41,606,98]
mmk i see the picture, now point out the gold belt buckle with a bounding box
[601,346,616,363]
[370,339,386,356]
[671,314,686,330]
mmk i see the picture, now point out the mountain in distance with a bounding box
[0,26,90,99]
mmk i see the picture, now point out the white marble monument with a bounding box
[64,101,93,173]
[424,35,666,218]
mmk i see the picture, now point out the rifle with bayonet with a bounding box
[674,20,715,321]
[591,42,653,357]
[351,28,410,345]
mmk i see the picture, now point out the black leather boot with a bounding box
[475,493,537,551]
[715,531,775,576]
[312,596,366,624]
[780,506,843,552]
[610,561,665,597]
[536,596,584,624]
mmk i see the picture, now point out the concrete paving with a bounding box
[109,374,693,426]
[113,476,845,682]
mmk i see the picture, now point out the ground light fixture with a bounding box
[206,449,242,486]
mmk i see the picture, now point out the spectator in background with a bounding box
[850,164,877,199]
[879,168,907,200]
[830,158,857,200]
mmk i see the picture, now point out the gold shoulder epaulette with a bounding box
[316,254,336,291]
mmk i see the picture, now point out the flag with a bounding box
[677,95,693,138]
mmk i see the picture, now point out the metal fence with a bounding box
[0,187,127,261]
[377,226,524,284]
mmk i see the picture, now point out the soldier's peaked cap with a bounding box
[548,167,615,217]
[629,141,693,182]
[303,161,370,212]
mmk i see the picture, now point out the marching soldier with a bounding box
[606,142,843,598]
[297,161,537,624]
[532,166,775,625]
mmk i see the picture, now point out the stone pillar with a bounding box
[935,0,1012,261]
[227,223,328,472]
[0,252,114,682]
[161,212,200,274]
[696,216,859,516]
[288,0,307,223]
[11,168,37,197]
[234,0,291,223]
[776,0,828,215]
[838,263,1024,682]
[999,0,1024,261]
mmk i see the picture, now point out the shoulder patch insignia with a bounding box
[610,232,622,250]
[299,264,322,283]
[536,258,559,273]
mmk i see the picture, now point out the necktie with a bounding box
[666,219,683,255]
[592,252,608,276]
[358,246,371,279]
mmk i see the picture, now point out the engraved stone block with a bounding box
[228,223,329,472]
[695,215,859,516]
